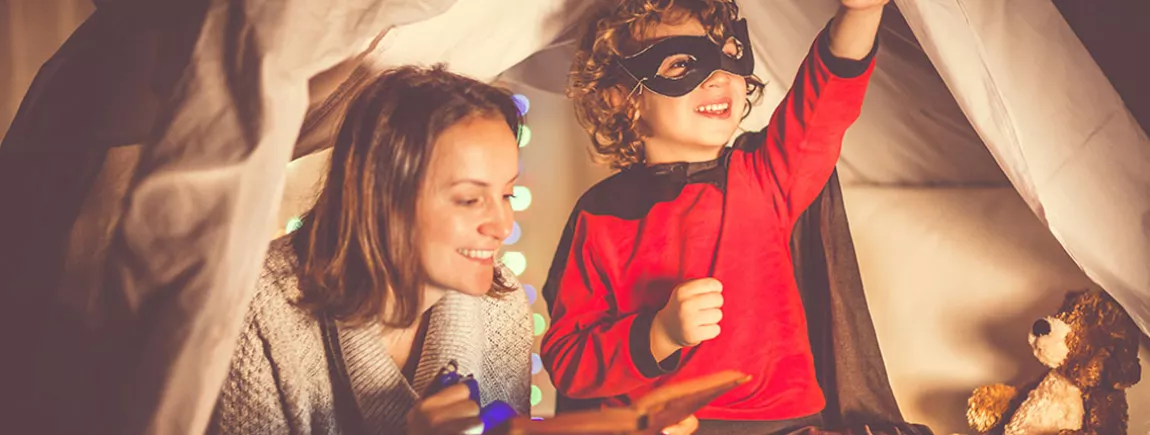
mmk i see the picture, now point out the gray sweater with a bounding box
[208,238,533,434]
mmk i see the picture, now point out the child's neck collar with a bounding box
[644,147,731,178]
[644,145,725,167]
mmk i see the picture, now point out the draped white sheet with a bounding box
[894,0,1150,338]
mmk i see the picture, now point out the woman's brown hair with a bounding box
[293,64,523,328]
[568,0,764,170]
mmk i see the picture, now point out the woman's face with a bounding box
[416,114,519,298]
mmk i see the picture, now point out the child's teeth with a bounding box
[697,103,729,113]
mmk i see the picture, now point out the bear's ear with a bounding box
[1065,347,1109,389]
[1106,344,1143,389]
[1060,290,1088,310]
[1058,289,1097,318]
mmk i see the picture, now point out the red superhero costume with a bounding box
[541,27,878,421]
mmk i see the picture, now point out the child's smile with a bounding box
[693,96,733,119]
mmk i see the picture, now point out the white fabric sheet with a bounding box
[734,1,1008,186]
[896,0,1150,336]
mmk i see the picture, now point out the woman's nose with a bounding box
[480,205,513,240]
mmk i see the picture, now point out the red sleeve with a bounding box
[750,26,878,226]
[540,211,680,400]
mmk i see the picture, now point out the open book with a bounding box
[495,370,751,435]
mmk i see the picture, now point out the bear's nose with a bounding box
[1032,319,1051,337]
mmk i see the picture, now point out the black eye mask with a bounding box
[619,18,756,97]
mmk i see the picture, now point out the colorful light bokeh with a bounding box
[285,217,303,233]
[502,251,527,276]
[505,221,522,245]
[511,186,532,212]
[512,94,531,116]
[518,124,532,148]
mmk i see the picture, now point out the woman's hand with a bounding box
[661,414,700,435]
[406,384,484,435]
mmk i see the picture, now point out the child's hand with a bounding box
[831,0,887,60]
[840,0,889,11]
[406,384,484,435]
[652,278,724,358]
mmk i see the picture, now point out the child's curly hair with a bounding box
[568,0,764,170]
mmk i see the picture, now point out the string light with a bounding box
[533,313,546,336]
[512,93,548,412]
[518,124,532,148]
[510,186,532,212]
[530,385,543,407]
[285,217,303,233]
[502,252,527,276]
[512,94,531,116]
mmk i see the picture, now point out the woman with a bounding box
[208,65,532,435]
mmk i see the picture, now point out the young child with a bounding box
[541,0,887,433]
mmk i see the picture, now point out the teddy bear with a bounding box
[966,289,1142,435]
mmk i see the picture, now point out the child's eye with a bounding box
[456,198,480,206]
[657,55,696,79]
[503,194,517,201]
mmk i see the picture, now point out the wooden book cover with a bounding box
[496,371,751,435]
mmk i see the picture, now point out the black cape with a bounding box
[544,132,933,435]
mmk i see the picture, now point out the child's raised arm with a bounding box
[735,3,885,227]
[830,0,888,60]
